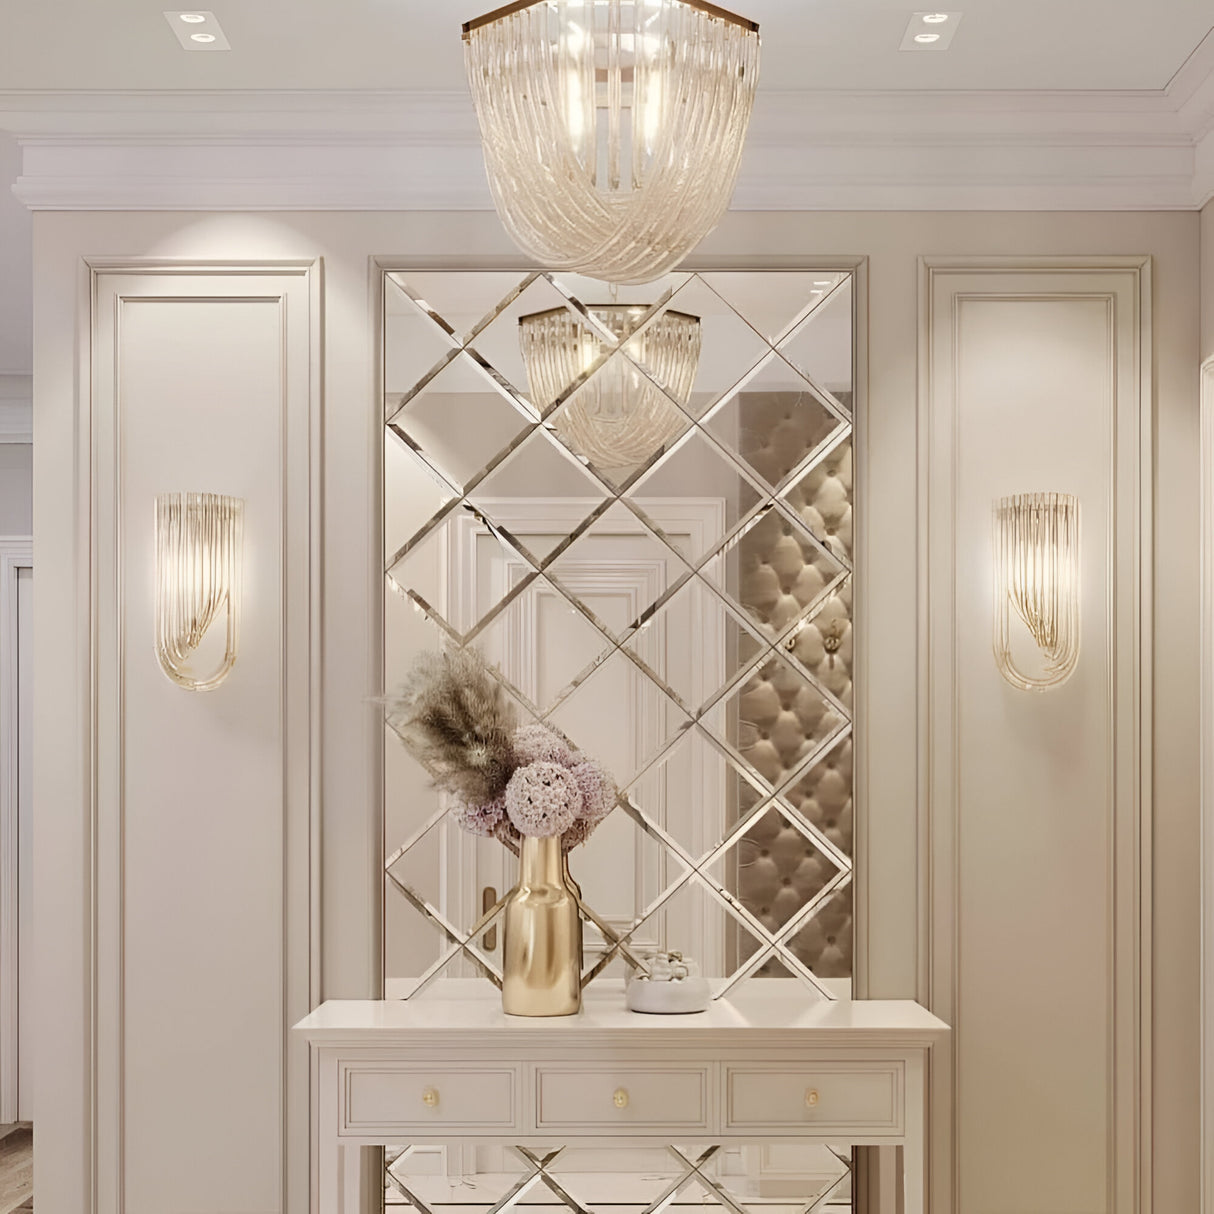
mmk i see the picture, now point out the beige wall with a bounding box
[30,208,1201,1214]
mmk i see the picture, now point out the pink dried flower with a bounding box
[505,761,581,837]
[511,722,573,767]
[571,759,616,823]
[453,794,506,838]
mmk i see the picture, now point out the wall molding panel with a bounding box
[919,258,1152,1214]
[86,261,322,1214]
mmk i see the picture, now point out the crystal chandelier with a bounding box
[519,305,701,469]
[463,0,760,285]
[993,492,1081,691]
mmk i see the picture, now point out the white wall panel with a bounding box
[921,260,1151,1214]
[88,265,320,1214]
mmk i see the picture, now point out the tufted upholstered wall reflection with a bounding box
[735,393,854,978]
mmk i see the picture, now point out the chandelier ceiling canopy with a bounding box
[464,0,760,285]
[519,304,701,470]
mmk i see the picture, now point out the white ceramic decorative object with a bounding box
[626,951,711,1014]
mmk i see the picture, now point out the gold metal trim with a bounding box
[463,0,759,41]
[517,306,699,325]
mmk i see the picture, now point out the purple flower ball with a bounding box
[511,722,573,767]
[571,759,616,823]
[505,761,581,837]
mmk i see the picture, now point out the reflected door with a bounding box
[450,501,726,975]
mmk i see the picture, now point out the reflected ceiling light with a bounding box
[993,492,1080,692]
[164,10,230,48]
[902,11,961,48]
[463,0,760,285]
[155,492,243,691]
[519,305,700,469]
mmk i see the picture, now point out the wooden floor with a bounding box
[0,1124,32,1214]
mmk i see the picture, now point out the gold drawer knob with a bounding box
[613,1088,629,1109]
[421,1087,440,1108]
[805,1088,820,1108]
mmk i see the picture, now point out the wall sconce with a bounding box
[154,492,243,691]
[993,492,1080,691]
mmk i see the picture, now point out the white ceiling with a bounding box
[0,0,1209,95]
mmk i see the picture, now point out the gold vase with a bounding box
[502,835,582,1016]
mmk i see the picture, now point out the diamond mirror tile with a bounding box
[383,269,855,998]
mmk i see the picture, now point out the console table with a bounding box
[294,982,948,1214]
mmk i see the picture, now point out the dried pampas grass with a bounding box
[386,648,517,805]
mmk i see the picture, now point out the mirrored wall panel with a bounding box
[383,269,856,1002]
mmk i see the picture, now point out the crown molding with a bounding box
[3,32,1214,213]
[0,377,31,445]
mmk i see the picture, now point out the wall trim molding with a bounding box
[83,260,322,1214]
[1200,354,1214,1214]
[0,535,32,1125]
[4,41,1214,212]
[918,256,1153,1214]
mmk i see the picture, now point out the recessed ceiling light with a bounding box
[901,12,961,50]
[163,10,230,49]
[813,280,832,286]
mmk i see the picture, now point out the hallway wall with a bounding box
[29,208,1202,1214]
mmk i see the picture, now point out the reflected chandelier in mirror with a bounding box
[382,267,857,1004]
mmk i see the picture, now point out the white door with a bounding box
[449,500,726,980]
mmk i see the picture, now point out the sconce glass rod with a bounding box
[993,491,1080,692]
[154,492,243,691]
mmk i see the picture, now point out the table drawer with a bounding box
[725,1064,902,1134]
[342,1063,518,1134]
[536,1065,711,1131]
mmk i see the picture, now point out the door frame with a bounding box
[1201,355,1214,1214]
[0,534,33,1124]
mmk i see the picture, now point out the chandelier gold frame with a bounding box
[462,0,759,39]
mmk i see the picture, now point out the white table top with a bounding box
[294,980,949,1050]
